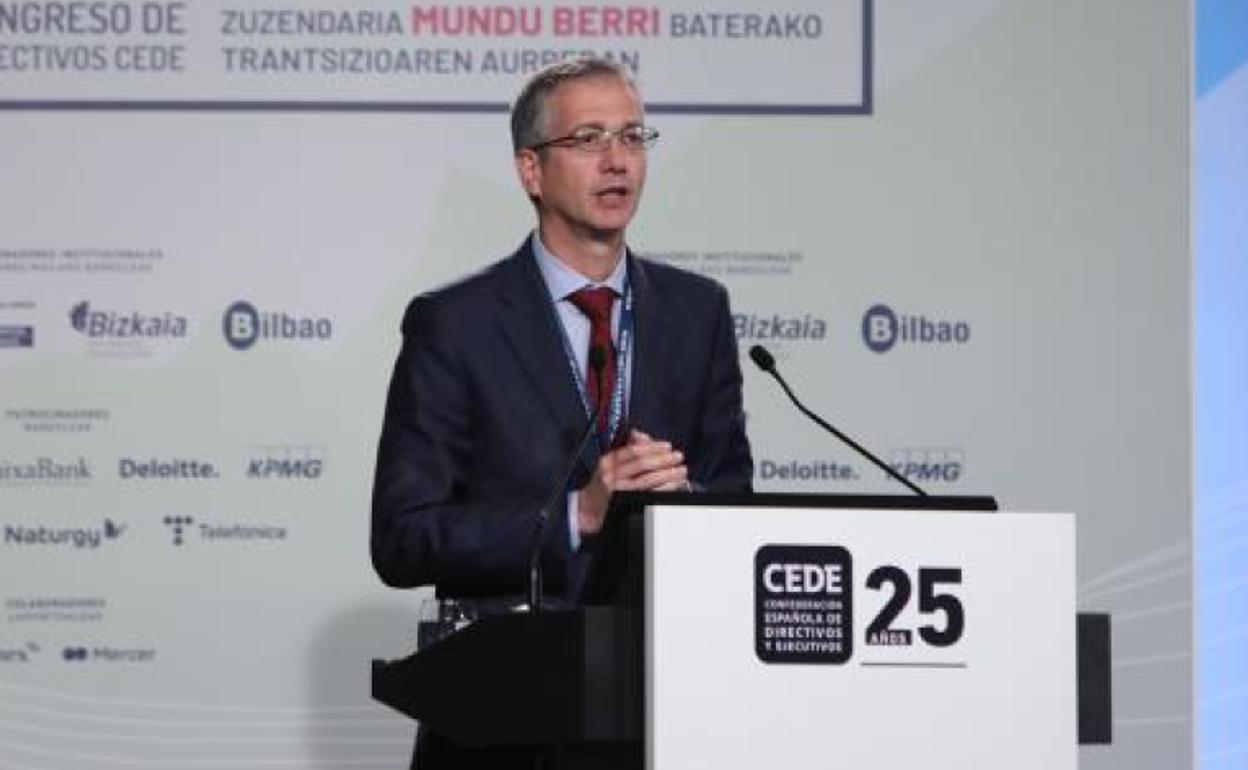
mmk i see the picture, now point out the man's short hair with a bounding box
[510,57,637,152]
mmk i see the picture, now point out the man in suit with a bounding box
[372,57,752,768]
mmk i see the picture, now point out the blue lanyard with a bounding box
[554,278,633,450]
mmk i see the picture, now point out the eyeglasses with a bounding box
[529,125,660,153]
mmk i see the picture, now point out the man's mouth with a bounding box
[595,185,631,204]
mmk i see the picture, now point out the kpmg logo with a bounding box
[735,313,827,341]
[246,445,325,480]
[223,301,333,350]
[888,447,965,484]
[0,457,92,486]
[0,325,34,348]
[69,301,188,339]
[3,519,126,550]
[861,304,970,353]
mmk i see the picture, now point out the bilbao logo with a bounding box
[0,325,34,349]
[861,303,970,353]
[69,301,188,339]
[734,312,828,342]
[3,519,126,550]
[223,300,333,351]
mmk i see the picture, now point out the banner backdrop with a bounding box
[1,1,1190,768]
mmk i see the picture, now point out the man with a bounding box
[372,57,752,768]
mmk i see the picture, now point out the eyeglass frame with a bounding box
[527,124,660,153]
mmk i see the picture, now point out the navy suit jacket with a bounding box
[371,237,753,600]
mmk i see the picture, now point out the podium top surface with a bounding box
[610,491,998,513]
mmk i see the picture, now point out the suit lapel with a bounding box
[492,240,598,464]
[626,253,669,436]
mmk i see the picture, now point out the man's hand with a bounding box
[577,430,688,537]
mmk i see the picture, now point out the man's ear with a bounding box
[515,149,542,199]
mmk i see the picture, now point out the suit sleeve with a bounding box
[689,284,754,492]
[370,296,572,595]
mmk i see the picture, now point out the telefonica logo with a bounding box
[222,301,333,350]
[861,304,970,353]
[69,302,187,338]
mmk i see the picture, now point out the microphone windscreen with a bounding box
[748,345,775,372]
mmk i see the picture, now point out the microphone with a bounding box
[527,346,608,613]
[748,344,927,496]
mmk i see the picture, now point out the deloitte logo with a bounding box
[223,301,333,351]
[861,304,970,354]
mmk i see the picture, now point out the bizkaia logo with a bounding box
[734,312,827,342]
[119,457,219,481]
[0,456,92,486]
[69,301,188,339]
[246,445,325,480]
[223,300,333,350]
[3,519,126,550]
[888,447,965,484]
[0,324,34,348]
[861,304,971,353]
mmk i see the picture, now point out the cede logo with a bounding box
[861,304,970,353]
[755,544,853,665]
[223,301,332,351]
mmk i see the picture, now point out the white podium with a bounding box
[640,499,1076,770]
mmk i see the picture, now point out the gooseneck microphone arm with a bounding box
[748,345,927,497]
[527,347,608,614]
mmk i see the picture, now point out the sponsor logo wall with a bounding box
[0,1,1191,768]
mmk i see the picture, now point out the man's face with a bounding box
[516,75,648,250]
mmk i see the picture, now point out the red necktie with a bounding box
[568,287,617,440]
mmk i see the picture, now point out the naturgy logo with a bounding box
[3,519,126,550]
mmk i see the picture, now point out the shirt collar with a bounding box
[532,231,627,302]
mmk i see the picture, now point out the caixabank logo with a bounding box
[223,300,333,351]
[861,304,970,353]
[0,456,92,486]
[3,519,126,550]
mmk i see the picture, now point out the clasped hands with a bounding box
[577,429,688,537]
